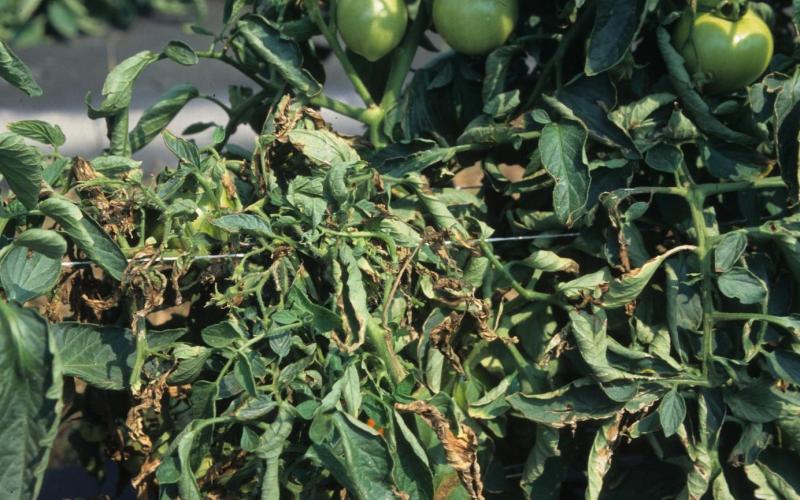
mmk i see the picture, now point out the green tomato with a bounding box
[433,0,518,56]
[673,8,773,94]
[337,0,408,62]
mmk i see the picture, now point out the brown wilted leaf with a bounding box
[395,401,484,500]
[429,311,465,375]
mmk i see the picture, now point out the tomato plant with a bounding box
[2,1,800,499]
[673,7,773,93]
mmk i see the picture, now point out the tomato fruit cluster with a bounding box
[336,0,519,60]
[673,7,773,93]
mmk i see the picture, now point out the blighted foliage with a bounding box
[2,0,800,499]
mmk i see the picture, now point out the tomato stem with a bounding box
[379,4,429,122]
[302,0,377,107]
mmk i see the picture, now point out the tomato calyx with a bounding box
[695,0,748,21]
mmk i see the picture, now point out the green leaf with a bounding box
[0,303,63,500]
[372,142,456,177]
[324,162,350,205]
[717,267,767,305]
[586,416,621,500]
[38,198,128,280]
[714,232,747,273]
[774,68,800,205]
[0,41,42,96]
[341,364,362,417]
[90,155,142,177]
[162,129,201,168]
[339,245,371,345]
[658,388,686,437]
[664,255,703,360]
[746,448,800,499]
[508,382,624,427]
[7,120,65,147]
[570,309,632,382]
[237,15,322,97]
[130,84,199,153]
[764,350,800,386]
[586,0,647,75]
[87,50,161,117]
[257,404,296,500]
[548,75,639,159]
[211,214,274,237]
[13,228,67,259]
[287,129,360,167]
[309,411,396,500]
[0,246,61,303]
[645,143,683,173]
[482,46,515,109]
[162,40,198,66]
[603,245,695,309]
[169,345,212,384]
[609,92,675,132]
[201,321,241,348]
[0,132,43,210]
[52,323,135,390]
[539,120,590,227]
[391,410,434,500]
[701,142,766,181]
[725,384,800,423]
[520,426,561,494]
[235,353,258,397]
[288,281,342,334]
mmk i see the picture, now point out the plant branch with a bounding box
[479,240,565,307]
[379,5,429,118]
[696,176,786,197]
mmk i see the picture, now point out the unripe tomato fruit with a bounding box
[673,8,773,94]
[337,0,408,62]
[433,0,518,56]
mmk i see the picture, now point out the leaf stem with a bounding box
[696,176,786,197]
[479,240,565,308]
[129,301,149,393]
[685,186,716,380]
[308,93,371,123]
[711,312,790,329]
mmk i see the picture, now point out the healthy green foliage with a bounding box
[1,0,800,498]
[0,0,206,45]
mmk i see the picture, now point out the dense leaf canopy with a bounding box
[1,0,800,498]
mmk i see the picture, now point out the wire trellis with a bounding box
[59,232,581,269]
